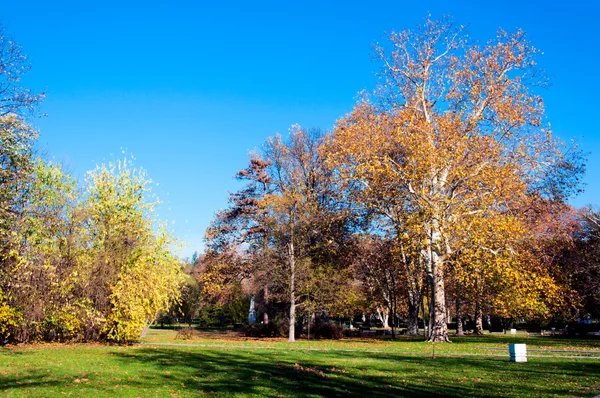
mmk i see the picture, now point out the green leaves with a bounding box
[1,157,184,343]
[85,160,183,342]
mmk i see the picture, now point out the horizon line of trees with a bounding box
[2,17,599,345]
[198,17,596,343]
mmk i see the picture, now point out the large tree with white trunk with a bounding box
[326,17,582,341]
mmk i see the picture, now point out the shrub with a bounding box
[175,327,198,340]
[41,301,105,342]
[243,316,291,338]
[42,310,81,342]
[0,300,21,343]
[311,320,344,340]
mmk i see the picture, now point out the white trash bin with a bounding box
[509,343,527,362]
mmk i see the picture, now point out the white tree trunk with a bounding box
[288,241,296,342]
[377,306,390,329]
[424,221,450,342]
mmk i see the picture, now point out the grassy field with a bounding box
[1,330,599,397]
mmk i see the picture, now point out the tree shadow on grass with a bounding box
[1,345,598,397]
[109,347,600,397]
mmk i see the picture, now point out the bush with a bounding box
[243,323,267,337]
[175,327,198,340]
[565,322,600,337]
[0,301,21,343]
[42,310,81,342]
[243,319,287,338]
[311,320,344,340]
[40,301,105,342]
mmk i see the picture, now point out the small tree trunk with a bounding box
[263,286,269,324]
[391,301,397,339]
[377,307,390,329]
[456,298,464,336]
[307,313,311,348]
[474,302,484,335]
[421,283,429,339]
[406,291,420,335]
[288,241,296,342]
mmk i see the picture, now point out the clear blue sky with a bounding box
[2,1,598,258]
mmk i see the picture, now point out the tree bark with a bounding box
[406,290,421,335]
[288,241,296,342]
[430,266,449,342]
[474,301,484,335]
[426,225,450,342]
[456,298,464,336]
[263,285,269,324]
[377,306,390,329]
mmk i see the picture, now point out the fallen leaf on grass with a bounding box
[329,367,348,374]
[289,363,329,378]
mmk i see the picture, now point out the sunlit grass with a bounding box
[1,331,598,397]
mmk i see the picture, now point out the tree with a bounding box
[263,126,356,341]
[545,206,600,320]
[0,115,37,253]
[205,154,273,324]
[354,237,407,335]
[0,24,45,117]
[204,126,354,342]
[449,210,566,334]
[0,24,183,343]
[0,24,47,341]
[84,159,184,341]
[1,160,79,341]
[327,17,583,341]
[574,208,600,318]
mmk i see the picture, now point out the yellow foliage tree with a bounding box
[326,17,581,341]
[85,160,184,342]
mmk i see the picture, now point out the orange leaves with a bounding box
[324,17,582,333]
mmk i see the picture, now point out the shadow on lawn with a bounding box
[1,345,598,397]
[107,347,599,397]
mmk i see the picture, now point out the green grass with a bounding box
[1,331,599,397]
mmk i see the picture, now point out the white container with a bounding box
[510,328,517,335]
[509,343,527,362]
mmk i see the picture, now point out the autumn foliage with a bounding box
[203,17,588,342]
[1,18,596,345]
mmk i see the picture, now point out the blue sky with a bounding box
[2,1,598,258]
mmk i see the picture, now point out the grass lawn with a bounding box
[1,330,599,397]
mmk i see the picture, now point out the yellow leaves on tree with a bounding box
[325,17,581,341]
[86,161,184,342]
[451,212,566,322]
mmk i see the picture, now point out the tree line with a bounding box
[1,17,598,345]
[199,18,594,342]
